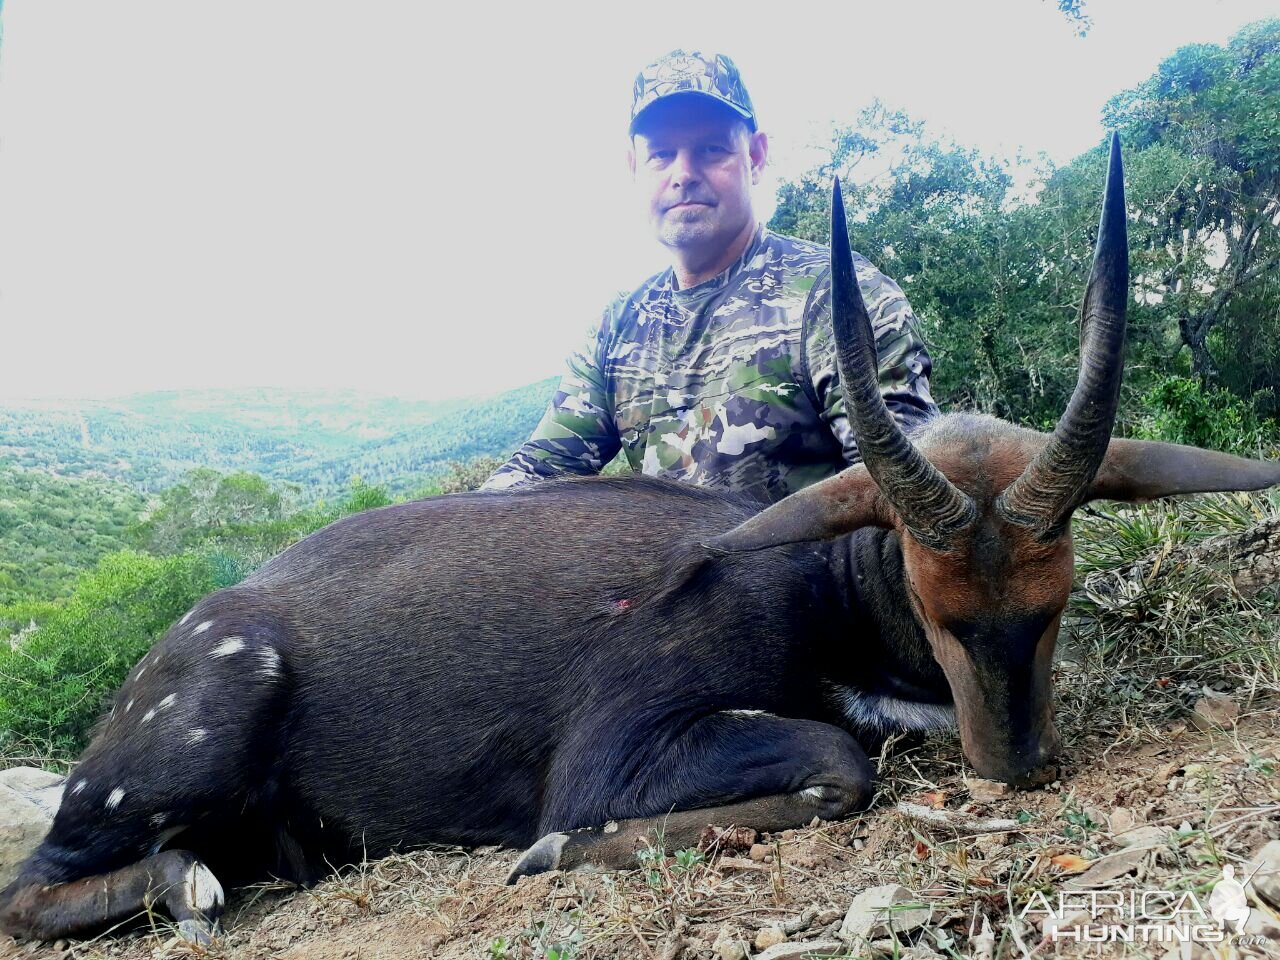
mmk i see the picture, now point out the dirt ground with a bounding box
[5,697,1280,960]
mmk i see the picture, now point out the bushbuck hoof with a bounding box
[177,918,217,946]
[506,832,570,884]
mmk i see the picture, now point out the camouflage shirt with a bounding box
[483,226,938,504]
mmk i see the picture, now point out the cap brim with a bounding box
[629,89,755,136]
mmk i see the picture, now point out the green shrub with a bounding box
[0,550,234,757]
[1135,376,1279,455]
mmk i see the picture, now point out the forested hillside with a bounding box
[0,467,144,604]
[0,377,555,496]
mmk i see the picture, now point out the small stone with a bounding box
[838,884,932,941]
[1083,806,1109,829]
[1246,839,1280,911]
[1191,694,1239,730]
[756,941,847,960]
[1109,806,1136,833]
[1113,825,1174,849]
[749,843,772,862]
[754,927,787,951]
[966,778,1010,802]
[974,832,1008,855]
[712,926,747,960]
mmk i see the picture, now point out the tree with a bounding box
[1101,20,1280,392]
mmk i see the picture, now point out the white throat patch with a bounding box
[831,685,956,733]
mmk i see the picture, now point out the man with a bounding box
[483,51,936,503]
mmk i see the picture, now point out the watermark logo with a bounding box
[1208,865,1250,934]
[1020,866,1269,947]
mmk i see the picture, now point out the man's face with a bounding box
[630,97,768,258]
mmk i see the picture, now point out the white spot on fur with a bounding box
[150,812,169,827]
[186,728,208,745]
[185,862,224,913]
[126,699,134,713]
[180,610,193,626]
[830,685,956,733]
[70,779,86,796]
[720,709,772,718]
[158,693,177,710]
[106,788,125,810]
[135,664,147,681]
[257,647,282,678]
[193,620,214,635]
[142,709,156,723]
[209,636,245,658]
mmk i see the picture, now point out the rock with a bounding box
[749,843,772,862]
[0,768,64,795]
[754,927,787,951]
[974,832,1008,856]
[1113,825,1174,849]
[813,909,843,928]
[838,884,932,942]
[1109,806,1136,833]
[756,941,847,960]
[1246,839,1280,911]
[0,767,65,888]
[712,926,748,960]
[965,778,1010,802]
[1191,693,1239,730]
[1243,902,1280,940]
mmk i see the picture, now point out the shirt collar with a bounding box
[669,224,768,303]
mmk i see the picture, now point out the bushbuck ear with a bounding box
[1088,438,1280,503]
[703,466,892,553]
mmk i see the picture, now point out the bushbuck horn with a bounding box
[828,177,976,551]
[997,132,1129,537]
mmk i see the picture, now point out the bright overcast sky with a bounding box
[1,0,1277,402]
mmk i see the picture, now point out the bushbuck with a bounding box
[3,135,1279,944]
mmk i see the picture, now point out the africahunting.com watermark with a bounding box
[1019,866,1272,946]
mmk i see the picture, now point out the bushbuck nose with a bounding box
[969,720,1061,788]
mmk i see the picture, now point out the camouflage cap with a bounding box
[629,50,757,136]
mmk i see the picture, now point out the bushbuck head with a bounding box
[709,134,1280,786]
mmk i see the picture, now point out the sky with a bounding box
[0,0,1277,402]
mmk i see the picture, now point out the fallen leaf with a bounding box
[913,839,930,860]
[922,790,947,809]
[1050,853,1092,873]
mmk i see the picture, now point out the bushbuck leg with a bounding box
[0,850,223,944]
[509,712,873,880]
[0,602,294,943]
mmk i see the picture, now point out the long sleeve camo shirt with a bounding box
[482,226,938,504]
